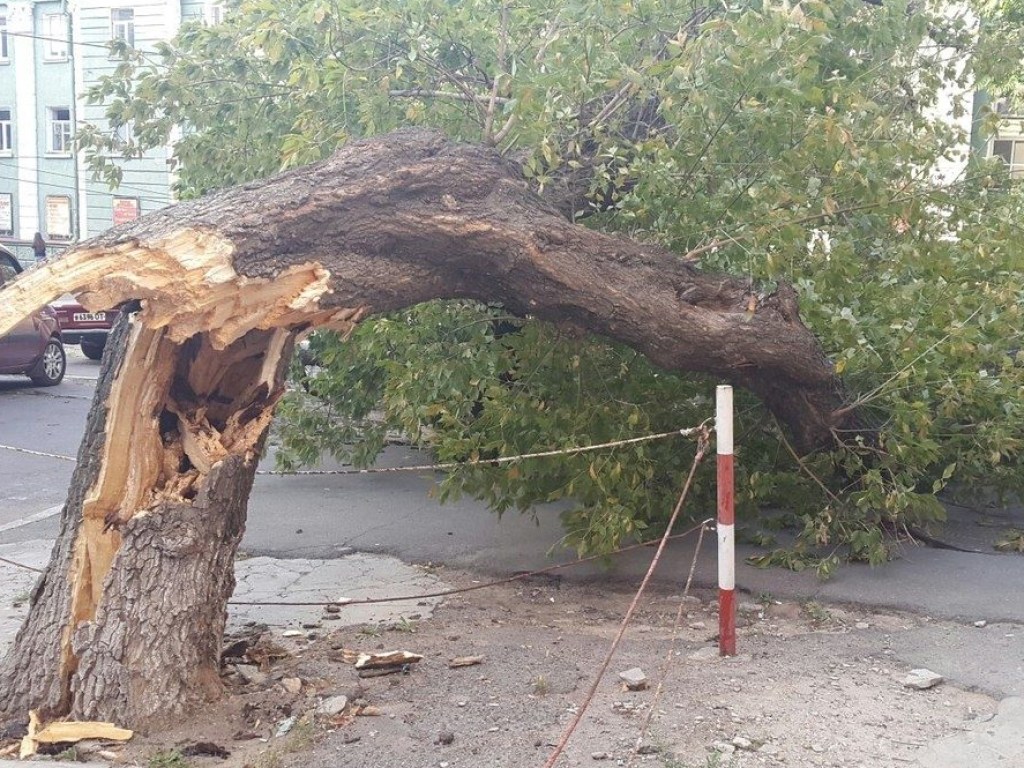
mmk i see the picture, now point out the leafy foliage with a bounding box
[81,0,1024,567]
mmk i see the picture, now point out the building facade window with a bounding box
[43,13,68,60]
[0,108,11,153]
[110,8,134,48]
[48,107,72,154]
[0,14,8,61]
[991,138,1024,180]
[205,2,225,25]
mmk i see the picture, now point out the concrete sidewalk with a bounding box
[2,539,1022,768]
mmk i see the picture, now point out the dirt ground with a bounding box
[11,569,999,768]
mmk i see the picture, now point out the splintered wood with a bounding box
[0,228,367,347]
[330,649,424,678]
[56,320,298,715]
[19,710,132,758]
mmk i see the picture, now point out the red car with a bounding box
[51,295,119,360]
[0,246,66,386]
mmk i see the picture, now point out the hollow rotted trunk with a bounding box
[0,313,293,727]
[0,128,854,727]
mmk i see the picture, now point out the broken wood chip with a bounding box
[356,666,411,679]
[328,648,360,664]
[448,655,485,669]
[244,639,291,670]
[20,710,133,759]
[355,706,382,717]
[353,650,423,670]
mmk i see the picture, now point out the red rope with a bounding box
[541,429,710,768]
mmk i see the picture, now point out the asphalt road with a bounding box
[3,349,1024,629]
[0,347,574,559]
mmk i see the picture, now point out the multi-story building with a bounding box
[0,0,221,261]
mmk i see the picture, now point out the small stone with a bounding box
[855,622,870,629]
[317,695,349,716]
[688,621,707,630]
[97,751,121,761]
[275,716,296,737]
[731,736,754,750]
[281,677,302,694]
[436,731,455,745]
[810,744,825,753]
[282,630,304,638]
[324,604,341,614]
[711,741,736,754]
[636,745,660,755]
[759,744,780,756]
[974,620,988,628]
[301,622,321,630]
[234,664,268,686]
[904,669,944,690]
[738,602,762,614]
[440,763,450,768]
[591,752,611,760]
[619,667,649,691]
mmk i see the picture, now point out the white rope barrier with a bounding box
[0,424,709,476]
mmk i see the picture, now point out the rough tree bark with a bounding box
[0,128,853,728]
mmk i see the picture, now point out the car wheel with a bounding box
[81,341,105,360]
[29,338,66,386]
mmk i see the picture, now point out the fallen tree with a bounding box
[0,129,851,727]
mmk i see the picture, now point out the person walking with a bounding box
[32,232,47,262]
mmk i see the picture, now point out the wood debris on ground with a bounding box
[448,655,485,668]
[354,650,424,670]
[19,710,132,758]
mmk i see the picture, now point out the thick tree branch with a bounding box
[0,128,851,452]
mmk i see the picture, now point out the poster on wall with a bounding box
[45,196,72,240]
[112,196,140,226]
[0,194,12,236]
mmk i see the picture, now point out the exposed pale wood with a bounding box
[448,655,485,668]
[354,651,424,669]
[19,710,41,759]
[0,234,364,349]
[19,708,134,757]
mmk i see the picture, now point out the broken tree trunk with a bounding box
[0,128,852,727]
[0,317,295,727]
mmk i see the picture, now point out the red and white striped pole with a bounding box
[716,384,736,656]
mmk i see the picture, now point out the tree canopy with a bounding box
[81,0,1024,573]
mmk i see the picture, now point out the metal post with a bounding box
[716,385,736,656]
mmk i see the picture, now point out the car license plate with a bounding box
[73,312,106,322]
